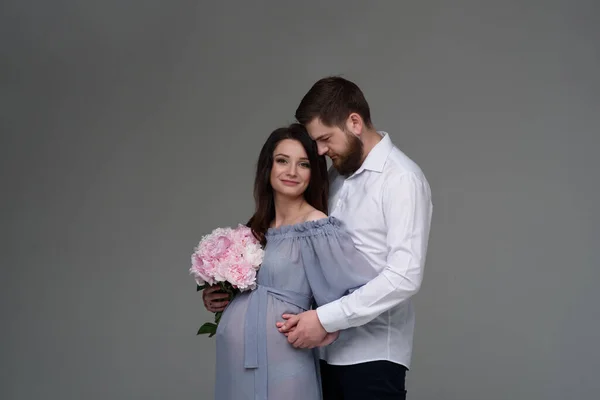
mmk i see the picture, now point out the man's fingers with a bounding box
[276,320,295,328]
[293,340,307,349]
[279,314,300,332]
[282,326,295,337]
[287,329,299,344]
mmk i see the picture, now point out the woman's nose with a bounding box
[287,163,297,176]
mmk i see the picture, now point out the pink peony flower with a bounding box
[190,253,211,285]
[226,261,257,291]
[189,224,264,291]
[199,234,232,259]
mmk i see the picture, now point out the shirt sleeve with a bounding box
[316,172,433,332]
[300,221,377,308]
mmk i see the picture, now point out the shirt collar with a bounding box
[350,131,393,177]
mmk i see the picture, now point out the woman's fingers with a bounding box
[206,292,230,301]
[202,285,231,312]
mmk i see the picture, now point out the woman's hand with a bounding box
[202,285,230,312]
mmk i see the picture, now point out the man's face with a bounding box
[305,118,364,177]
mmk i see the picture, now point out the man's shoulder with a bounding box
[383,146,428,183]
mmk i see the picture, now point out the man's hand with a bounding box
[202,285,230,312]
[319,331,340,347]
[276,310,331,348]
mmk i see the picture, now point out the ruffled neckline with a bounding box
[266,216,343,237]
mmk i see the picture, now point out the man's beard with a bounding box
[333,132,364,177]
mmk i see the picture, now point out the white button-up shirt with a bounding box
[317,132,433,368]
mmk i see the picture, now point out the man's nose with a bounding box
[317,144,328,156]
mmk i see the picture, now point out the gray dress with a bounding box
[214,217,375,400]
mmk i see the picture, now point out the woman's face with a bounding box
[270,139,311,198]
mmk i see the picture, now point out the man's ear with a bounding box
[346,113,364,136]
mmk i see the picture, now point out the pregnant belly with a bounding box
[216,291,250,344]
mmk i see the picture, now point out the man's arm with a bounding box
[317,172,433,332]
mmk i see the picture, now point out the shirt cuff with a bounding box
[316,300,351,332]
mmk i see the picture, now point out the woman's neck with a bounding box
[272,194,310,228]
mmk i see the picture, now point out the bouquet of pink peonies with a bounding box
[189,224,264,336]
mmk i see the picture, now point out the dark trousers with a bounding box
[320,360,408,400]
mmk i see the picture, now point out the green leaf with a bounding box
[197,322,217,336]
[218,281,237,296]
[215,311,223,324]
[197,284,207,291]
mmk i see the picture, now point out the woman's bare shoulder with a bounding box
[304,209,328,222]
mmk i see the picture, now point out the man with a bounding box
[204,76,432,399]
[276,76,433,399]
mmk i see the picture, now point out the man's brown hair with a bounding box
[295,76,372,129]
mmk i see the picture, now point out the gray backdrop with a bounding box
[1,1,599,399]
